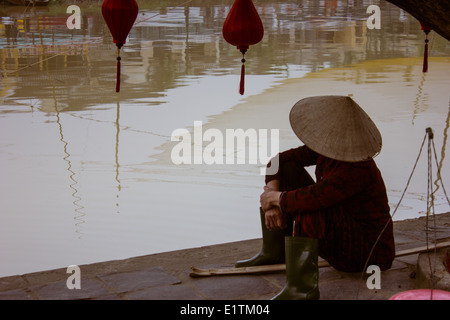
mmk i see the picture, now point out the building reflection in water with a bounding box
[1,1,448,111]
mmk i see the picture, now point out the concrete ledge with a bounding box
[416,247,450,291]
[0,212,449,300]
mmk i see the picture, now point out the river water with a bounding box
[0,0,449,277]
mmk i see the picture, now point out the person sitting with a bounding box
[235,95,395,300]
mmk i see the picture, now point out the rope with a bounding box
[425,129,450,298]
[134,0,193,25]
[431,106,450,206]
[426,128,436,298]
[356,127,449,299]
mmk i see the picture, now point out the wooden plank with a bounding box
[189,264,286,278]
[189,240,450,277]
[395,241,450,257]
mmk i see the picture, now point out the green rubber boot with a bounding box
[272,236,320,300]
[235,208,288,268]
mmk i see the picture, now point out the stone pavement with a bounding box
[0,213,449,301]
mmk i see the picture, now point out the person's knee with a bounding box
[279,162,314,190]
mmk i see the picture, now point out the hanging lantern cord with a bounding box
[239,48,247,95]
[116,44,123,93]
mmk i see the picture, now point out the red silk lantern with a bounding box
[420,22,432,73]
[223,0,264,95]
[102,0,139,92]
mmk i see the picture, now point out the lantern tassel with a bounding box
[240,61,245,95]
[423,37,429,73]
[420,23,431,73]
[116,46,122,93]
[239,52,246,95]
[116,57,121,93]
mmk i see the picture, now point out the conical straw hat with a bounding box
[289,95,382,162]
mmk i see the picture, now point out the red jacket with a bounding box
[266,146,395,271]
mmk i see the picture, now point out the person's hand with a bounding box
[260,183,285,230]
[260,186,281,212]
[264,206,287,230]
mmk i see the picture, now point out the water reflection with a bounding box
[55,94,86,238]
[436,105,449,188]
[1,1,449,109]
[115,97,121,214]
[0,1,449,277]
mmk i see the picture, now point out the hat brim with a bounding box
[289,95,382,162]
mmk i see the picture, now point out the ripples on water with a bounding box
[0,0,449,277]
